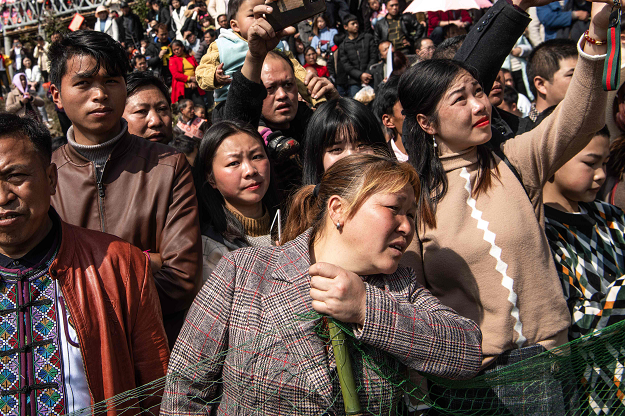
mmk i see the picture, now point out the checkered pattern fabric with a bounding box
[161,229,482,415]
[544,201,625,414]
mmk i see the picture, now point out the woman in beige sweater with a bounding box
[398,1,611,412]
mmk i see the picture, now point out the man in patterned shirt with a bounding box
[543,125,625,414]
[0,113,169,415]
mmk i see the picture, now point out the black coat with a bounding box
[340,32,378,85]
[374,14,424,51]
[118,12,143,47]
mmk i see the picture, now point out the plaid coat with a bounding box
[161,230,482,415]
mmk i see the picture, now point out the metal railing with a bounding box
[1,0,106,31]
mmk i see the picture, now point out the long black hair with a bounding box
[301,97,391,185]
[193,120,279,244]
[398,59,497,228]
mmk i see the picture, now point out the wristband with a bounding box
[584,30,606,46]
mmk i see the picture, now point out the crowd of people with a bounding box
[1,0,625,414]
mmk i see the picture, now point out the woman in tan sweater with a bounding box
[398,1,611,412]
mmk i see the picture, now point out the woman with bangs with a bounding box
[301,97,391,185]
[398,1,614,411]
[162,154,482,414]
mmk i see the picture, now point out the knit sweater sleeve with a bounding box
[195,41,221,91]
[502,39,607,198]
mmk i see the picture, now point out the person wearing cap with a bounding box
[339,14,377,98]
[94,5,120,42]
[118,1,143,48]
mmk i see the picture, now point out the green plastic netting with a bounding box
[67,315,625,415]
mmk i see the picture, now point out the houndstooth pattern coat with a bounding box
[161,229,482,415]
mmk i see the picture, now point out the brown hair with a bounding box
[281,154,425,244]
[312,14,327,37]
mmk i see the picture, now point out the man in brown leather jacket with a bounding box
[0,113,169,415]
[48,30,202,347]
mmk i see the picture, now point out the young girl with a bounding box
[543,126,625,413]
[301,97,390,185]
[398,1,610,410]
[194,120,279,280]
[162,154,482,415]
[310,14,338,58]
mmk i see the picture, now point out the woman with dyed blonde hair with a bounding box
[162,154,481,415]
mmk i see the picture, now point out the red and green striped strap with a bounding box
[603,4,622,91]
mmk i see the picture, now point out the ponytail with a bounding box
[281,185,319,244]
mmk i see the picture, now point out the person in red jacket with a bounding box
[169,39,205,105]
[427,10,472,44]
[303,46,329,78]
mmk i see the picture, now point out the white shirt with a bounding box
[57,287,91,413]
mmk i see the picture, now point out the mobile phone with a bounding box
[264,0,326,32]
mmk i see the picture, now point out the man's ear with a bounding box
[416,114,436,135]
[533,76,548,97]
[381,113,396,131]
[49,83,63,111]
[47,163,58,196]
[326,195,345,226]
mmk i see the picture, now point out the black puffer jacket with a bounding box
[374,13,425,50]
[340,32,378,85]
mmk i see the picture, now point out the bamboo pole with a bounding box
[327,319,363,415]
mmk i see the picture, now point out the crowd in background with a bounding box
[2,0,625,414]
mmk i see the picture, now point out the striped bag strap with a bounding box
[603,0,622,91]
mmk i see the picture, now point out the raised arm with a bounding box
[503,1,611,201]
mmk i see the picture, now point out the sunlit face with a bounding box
[488,70,505,107]
[305,49,317,66]
[97,11,108,20]
[424,71,492,153]
[418,39,435,60]
[552,134,609,205]
[503,71,514,87]
[194,106,206,119]
[322,137,374,172]
[50,55,126,140]
[378,42,392,59]
[345,20,358,35]
[209,132,270,214]
[340,184,416,275]
[157,28,169,43]
[180,101,195,120]
[316,16,326,30]
[260,57,298,130]
[172,44,185,57]
[232,0,263,39]
[387,0,400,17]
[0,136,57,258]
[123,85,173,144]
[135,57,147,71]
[22,57,32,69]
[544,57,577,107]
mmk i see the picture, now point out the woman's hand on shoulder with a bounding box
[309,262,366,326]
